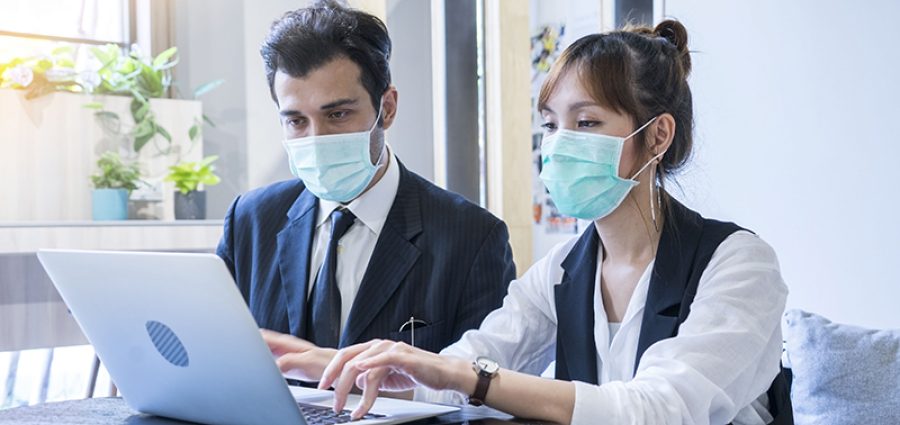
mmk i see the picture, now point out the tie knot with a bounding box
[330,208,356,240]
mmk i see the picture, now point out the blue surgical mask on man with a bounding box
[282,105,384,203]
[539,117,663,220]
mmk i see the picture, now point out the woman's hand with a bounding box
[260,329,337,382]
[319,339,474,420]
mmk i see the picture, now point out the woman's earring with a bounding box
[650,163,660,233]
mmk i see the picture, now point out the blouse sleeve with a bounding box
[415,237,576,404]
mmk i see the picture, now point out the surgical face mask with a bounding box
[282,105,384,203]
[539,117,663,220]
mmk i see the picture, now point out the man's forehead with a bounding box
[274,69,366,112]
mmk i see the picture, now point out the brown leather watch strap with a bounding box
[469,372,491,406]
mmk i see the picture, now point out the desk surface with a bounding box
[0,397,551,425]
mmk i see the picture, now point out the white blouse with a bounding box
[415,228,788,425]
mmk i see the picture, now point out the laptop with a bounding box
[37,249,458,425]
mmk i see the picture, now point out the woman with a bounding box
[306,20,791,424]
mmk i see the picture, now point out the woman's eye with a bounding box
[577,120,600,128]
[540,122,557,131]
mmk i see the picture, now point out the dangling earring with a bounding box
[650,162,660,233]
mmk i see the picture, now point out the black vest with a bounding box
[553,200,792,425]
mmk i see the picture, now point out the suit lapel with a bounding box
[555,225,600,384]
[276,189,319,338]
[341,164,422,347]
[634,200,704,373]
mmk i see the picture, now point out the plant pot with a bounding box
[92,188,129,220]
[174,191,206,220]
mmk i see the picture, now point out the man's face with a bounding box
[274,56,397,165]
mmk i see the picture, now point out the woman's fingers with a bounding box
[330,340,395,413]
[351,367,392,420]
[319,340,379,390]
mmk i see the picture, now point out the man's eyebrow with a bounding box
[320,98,358,110]
[278,98,359,117]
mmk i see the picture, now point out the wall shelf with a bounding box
[0,220,223,352]
[0,220,222,254]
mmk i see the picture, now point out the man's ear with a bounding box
[380,85,399,130]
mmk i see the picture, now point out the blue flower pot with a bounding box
[92,188,129,221]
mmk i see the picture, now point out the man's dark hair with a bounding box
[260,0,392,112]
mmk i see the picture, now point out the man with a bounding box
[216,0,516,382]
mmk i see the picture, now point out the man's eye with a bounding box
[286,118,304,127]
[329,110,348,119]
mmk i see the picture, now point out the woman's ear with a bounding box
[650,113,676,156]
[380,86,399,130]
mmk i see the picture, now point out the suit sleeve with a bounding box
[216,195,240,279]
[450,219,517,343]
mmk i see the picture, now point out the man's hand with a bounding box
[260,329,337,382]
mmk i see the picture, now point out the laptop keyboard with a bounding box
[298,402,387,424]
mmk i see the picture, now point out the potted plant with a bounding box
[164,155,221,220]
[90,151,141,220]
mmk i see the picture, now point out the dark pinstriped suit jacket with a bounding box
[216,161,516,353]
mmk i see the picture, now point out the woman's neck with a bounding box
[594,184,664,264]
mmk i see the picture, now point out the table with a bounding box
[0,397,555,425]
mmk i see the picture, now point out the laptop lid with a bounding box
[37,249,305,425]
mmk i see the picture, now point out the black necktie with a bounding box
[306,208,357,348]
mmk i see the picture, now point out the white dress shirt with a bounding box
[416,227,788,425]
[307,145,400,332]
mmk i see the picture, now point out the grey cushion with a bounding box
[783,309,900,425]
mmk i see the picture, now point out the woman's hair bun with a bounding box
[654,20,688,52]
[653,19,691,75]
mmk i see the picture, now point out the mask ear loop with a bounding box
[370,102,387,167]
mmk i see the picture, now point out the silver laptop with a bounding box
[37,249,457,425]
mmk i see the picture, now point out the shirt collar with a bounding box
[316,144,400,236]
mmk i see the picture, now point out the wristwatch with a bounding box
[468,356,499,406]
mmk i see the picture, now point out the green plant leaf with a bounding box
[192,79,224,98]
[138,62,163,96]
[155,58,179,71]
[134,132,153,152]
[165,155,221,193]
[83,102,104,110]
[91,151,142,190]
[56,58,76,68]
[152,47,178,69]
[202,114,216,127]
[52,46,74,56]
[156,124,172,142]
[94,111,121,134]
[188,124,199,141]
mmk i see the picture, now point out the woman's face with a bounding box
[539,68,645,178]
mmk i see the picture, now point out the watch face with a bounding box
[476,356,500,374]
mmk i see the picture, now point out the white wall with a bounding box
[242,0,304,189]
[386,0,435,181]
[665,0,900,329]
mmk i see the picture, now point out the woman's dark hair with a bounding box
[537,19,693,198]
[260,0,391,111]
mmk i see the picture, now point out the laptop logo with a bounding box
[145,320,190,367]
